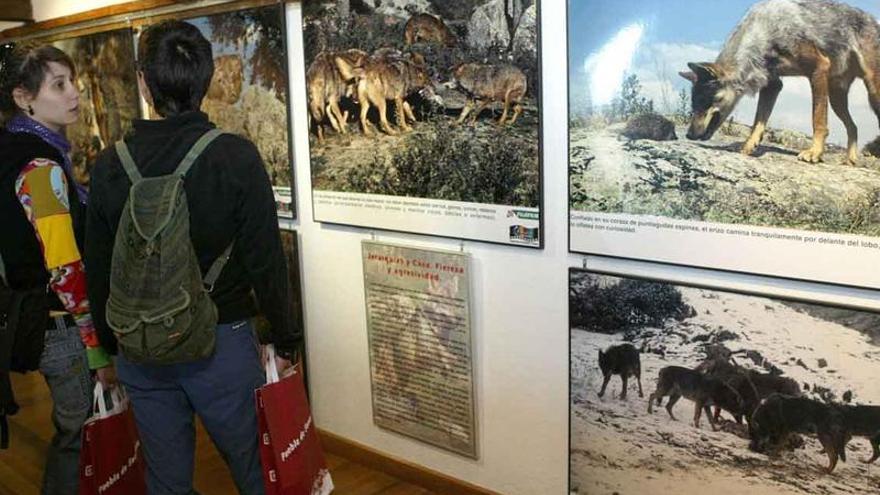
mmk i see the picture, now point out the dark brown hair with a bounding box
[0,43,76,125]
[138,21,213,117]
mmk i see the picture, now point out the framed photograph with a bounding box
[303,0,542,247]
[569,267,880,494]
[569,0,880,288]
[5,0,296,217]
[145,2,296,217]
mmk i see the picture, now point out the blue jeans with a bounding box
[40,316,93,495]
[116,320,266,495]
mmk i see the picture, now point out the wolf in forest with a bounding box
[307,49,368,142]
[680,0,880,165]
[597,343,643,400]
[207,55,243,105]
[450,63,527,126]
[335,50,434,136]
[404,13,457,47]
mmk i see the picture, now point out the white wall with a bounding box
[287,2,880,492]
[0,22,24,32]
[29,1,880,494]
[287,2,570,491]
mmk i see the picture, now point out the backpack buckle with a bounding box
[205,283,215,293]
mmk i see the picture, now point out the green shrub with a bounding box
[570,275,691,333]
[339,124,539,206]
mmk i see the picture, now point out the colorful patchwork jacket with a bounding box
[0,129,109,369]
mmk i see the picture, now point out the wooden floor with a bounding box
[0,372,434,495]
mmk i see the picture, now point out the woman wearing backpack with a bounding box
[0,43,116,494]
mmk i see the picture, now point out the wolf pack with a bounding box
[306,12,528,143]
[597,342,880,473]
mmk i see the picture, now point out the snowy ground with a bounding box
[570,287,880,494]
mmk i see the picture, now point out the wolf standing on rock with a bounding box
[451,63,527,126]
[307,49,367,141]
[680,0,880,165]
[335,50,433,136]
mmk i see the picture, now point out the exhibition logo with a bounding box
[507,209,539,221]
[509,225,539,244]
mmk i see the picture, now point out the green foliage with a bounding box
[606,74,654,122]
[338,124,539,206]
[674,87,691,124]
[570,275,692,333]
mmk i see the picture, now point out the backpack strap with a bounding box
[174,129,225,177]
[114,140,142,183]
[204,242,234,293]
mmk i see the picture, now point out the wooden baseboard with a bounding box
[317,429,500,495]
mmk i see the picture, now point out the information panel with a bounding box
[362,241,476,458]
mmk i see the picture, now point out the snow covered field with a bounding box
[570,284,880,494]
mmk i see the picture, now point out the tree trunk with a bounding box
[504,0,524,52]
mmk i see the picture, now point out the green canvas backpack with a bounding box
[106,129,232,365]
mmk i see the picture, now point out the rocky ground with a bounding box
[570,286,880,495]
[569,121,880,236]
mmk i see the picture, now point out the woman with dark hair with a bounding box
[0,43,114,495]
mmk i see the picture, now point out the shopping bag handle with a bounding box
[92,382,127,419]
[265,344,280,384]
[264,344,301,384]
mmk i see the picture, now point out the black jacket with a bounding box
[0,129,85,298]
[85,111,299,355]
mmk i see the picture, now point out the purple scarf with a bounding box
[6,115,87,204]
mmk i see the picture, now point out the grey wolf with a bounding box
[622,113,677,141]
[647,365,745,430]
[680,0,880,164]
[837,404,880,463]
[306,49,367,141]
[451,63,527,125]
[749,394,848,472]
[698,352,803,400]
[335,50,433,136]
[404,13,457,47]
[597,343,643,400]
[698,354,801,423]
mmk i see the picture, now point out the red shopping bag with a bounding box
[79,383,146,495]
[256,346,333,495]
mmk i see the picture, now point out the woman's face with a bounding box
[26,61,80,132]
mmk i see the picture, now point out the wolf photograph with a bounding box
[51,29,139,188]
[157,4,294,216]
[569,0,880,287]
[569,268,880,494]
[303,0,541,246]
